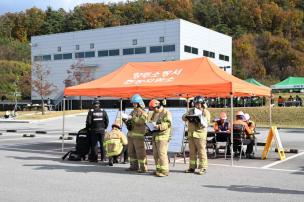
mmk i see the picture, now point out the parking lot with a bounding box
[0,112,303,202]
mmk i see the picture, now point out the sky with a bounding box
[0,0,126,15]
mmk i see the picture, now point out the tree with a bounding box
[32,62,57,114]
[64,59,95,109]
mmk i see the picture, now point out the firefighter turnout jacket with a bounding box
[103,128,128,157]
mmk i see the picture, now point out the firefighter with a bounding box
[86,100,109,162]
[103,120,128,166]
[148,99,172,177]
[125,94,148,173]
[182,96,210,175]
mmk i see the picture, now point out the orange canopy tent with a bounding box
[64,58,271,98]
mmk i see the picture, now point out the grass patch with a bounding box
[0,110,87,120]
[208,107,304,128]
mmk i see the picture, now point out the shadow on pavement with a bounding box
[7,155,155,176]
[292,166,304,175]
[203,185,304,195]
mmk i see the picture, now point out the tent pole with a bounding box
[62,97,66,152]
[120,98,123,127]
[269,95,272,127]
[230,94,234,166]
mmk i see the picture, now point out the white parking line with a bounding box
[262,151,304,169]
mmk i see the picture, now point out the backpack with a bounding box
[62,128,90,161]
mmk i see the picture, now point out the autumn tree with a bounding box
[32,62,57,114]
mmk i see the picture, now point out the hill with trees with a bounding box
[0,0,303,99]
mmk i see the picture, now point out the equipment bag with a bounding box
[62,128,90,161]
[75,128,90,159]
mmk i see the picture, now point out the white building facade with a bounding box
[31,19,232,101]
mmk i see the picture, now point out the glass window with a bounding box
[75,52,84,58]
[150,46,162,53]
[132,39,137,45]
[209,52,215,58]
[191,47,198,54]
[98,50,109,57]
[219,54,225,60]
[85,51,95,58]
[135,47,146,54]
[43,55,51,61]
[34,56,43,61]
[184,45,191,53]
[109,49,119,56]
[54,54,62,60]
[63,53,72,59]
[163,44,175,52]
[90,43,94,49]
[203,50,209,57]
[123,48,134,55]
[76,45,79,50]
[225,56,229,61]
[57,46,61,52]
[159,36,164,43]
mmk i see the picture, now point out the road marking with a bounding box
[0,146,74,154]
[262,151,304,169]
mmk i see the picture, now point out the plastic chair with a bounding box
[232,124,250,159]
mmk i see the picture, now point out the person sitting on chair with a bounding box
[103,120,128,166]
[232,111,254,158]
[214,112,230,133]
[214,112,231,155]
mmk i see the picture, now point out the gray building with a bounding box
[31,19,232,103]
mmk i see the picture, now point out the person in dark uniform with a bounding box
[86,100,109,162]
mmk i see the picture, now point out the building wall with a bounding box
[31,19,231,100]
[179,19,232,73]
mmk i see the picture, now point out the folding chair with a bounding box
[215,132,230,159]
[232,124,250,159]
[206,132,216,158]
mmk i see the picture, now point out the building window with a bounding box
[163,44,175,52]
[203,50,215,58]
[209,52,215,58]
[135,47,146,54]
[76,45,79,50]
[203,50,209,57]
[123,48,134,55]
[75,52,85,58]
[90,43,94,49]
[224,56,229,61]
[159,36,164,43]
[54,54,62,60]
[85,51,95,58]
[33,56,43,61]
[191,47,198,55]
[184,45,191,53]
[109,49,119,56]
[132,39,137,45]
[63,53,72,60]
[219,54,225,60]
[43,55,51,61]
[98,50,109,57]
[150,46,162,53]
[57,46,61,52]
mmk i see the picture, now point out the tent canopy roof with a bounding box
[271,77,304,89]
[245,78,265,87]
[64,58,271,98]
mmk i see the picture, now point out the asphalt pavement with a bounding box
[0,112,303,202]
